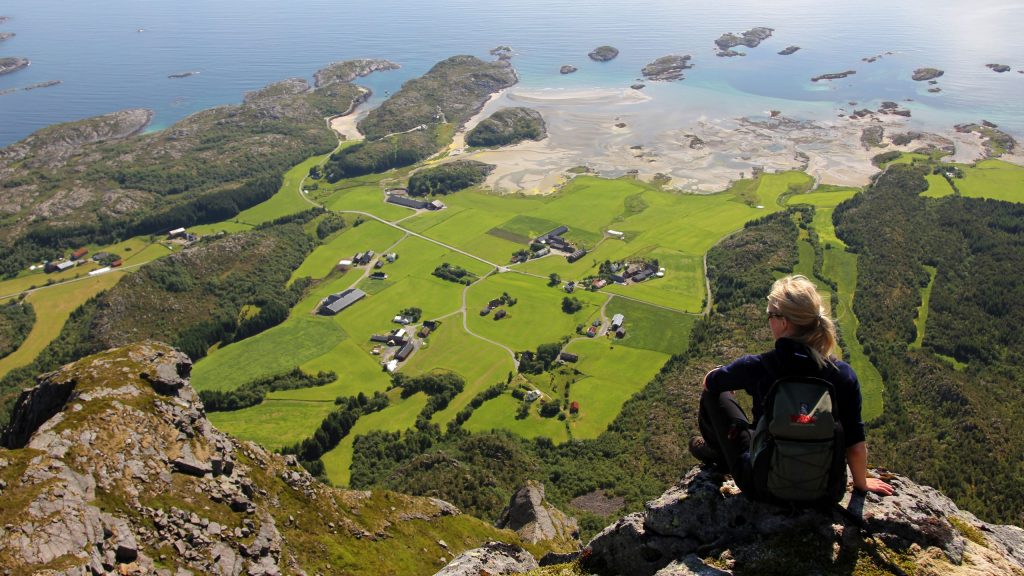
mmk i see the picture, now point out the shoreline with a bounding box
[429,85,1015,195]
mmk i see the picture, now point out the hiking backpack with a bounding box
[749,362,847,504]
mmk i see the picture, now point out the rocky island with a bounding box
[986,63,1011,73]
[313,58,400,88]
[778,45,800,55]
[0,57,29,76]
[912,67,944,81]
[588,45,619,62]
[811,70,856,82]
[715,26,773,55]
[490,46,513,60]
[168,71,200,79]
[465,106,546,147]
[559,65,577,74]
[0,32,14,43]
[640,54,693,81]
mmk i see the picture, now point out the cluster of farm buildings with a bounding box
[384,188,446,211]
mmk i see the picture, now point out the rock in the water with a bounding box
[811,70,856,82]
[579,467,1024,576]
[560,64,577,74]
[778,46,800,55]
[0,56,30,75]
[495,480,580,545]
[986,63,1011,73]
[589,45,619,62]
[715,27,773,51]
[912,67,944,81]
[641,55,693,81]
[433,541,539,576]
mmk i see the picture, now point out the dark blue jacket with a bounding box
[705,337,866,447]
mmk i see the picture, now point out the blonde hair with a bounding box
[767,275,837,368]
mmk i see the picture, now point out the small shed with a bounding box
[569,401,580,414]
[611,314,625,330]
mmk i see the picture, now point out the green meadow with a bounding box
[603,297,696,355]
[786,187,884,420]
[911,266,937,350]
[956,159,1024,202]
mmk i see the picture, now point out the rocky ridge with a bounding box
[495,480,580,546]
[0,342,524,575]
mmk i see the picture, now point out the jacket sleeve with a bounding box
[837,363,866,447]
[705,354,763,395]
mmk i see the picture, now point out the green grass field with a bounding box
[956,159,1024,203]
[290,220,405,283]
[463,393,570,443]
[922,174,956,198]
[911,265,937,350]
[603,297,696,355]
[786,190,884,420]
[465,273,604,351]
[563,338,669,439]
[0,273,124,378]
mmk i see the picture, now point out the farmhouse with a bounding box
[564,281,576,293]
[592,279,607,289]
[44,260,75,273]
[559,352,578,363]
[353,251,375,265]
[570,401,580,414]
[525,390,542,402]
[611,314,625,330]
[71,248,89,260]
[567,248,587,263]
[386,194,429,210]
[422,320,439,330]
[319,288,366,315]
[395,341,415,361]
[587,326,597,338]
[418,326,431,337]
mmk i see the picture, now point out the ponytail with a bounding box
[767,275,837,368]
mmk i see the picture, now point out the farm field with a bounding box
[786,188,884,420]
[955,159,1024,202]
[290,219,405,282]
[562,338,669,439]
[464,393,570,443]
[0,273,123,378]
[603,297,695,355]
[465,273,604,351]
[922,174,955,198]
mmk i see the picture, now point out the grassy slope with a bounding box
[786,187,885,420]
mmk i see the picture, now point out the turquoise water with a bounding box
[1,0,1022,146]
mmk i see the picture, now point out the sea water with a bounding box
[1,0,1022,147]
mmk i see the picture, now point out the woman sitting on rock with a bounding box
[690,274,893,499]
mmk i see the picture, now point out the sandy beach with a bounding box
[435,86,1004,195]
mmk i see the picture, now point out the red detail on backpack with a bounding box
[790,414,817,424]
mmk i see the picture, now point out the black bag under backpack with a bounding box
[749,355,847,504]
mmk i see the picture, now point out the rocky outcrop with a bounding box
[715,27,773,55]
[312,58,400,89]
[912,67,944,81]
[0,108,153,171]
[490,46,514,61]
[0,56,29,75]
[588,46,619,62]
[495,480,580,545]
[986,63,1011,73]
[641,55,693,81]
[955,122,1017,156]
[433,541,539,576]
[560,65,577,74]
[465,107,546,148]
[0,342,518,575]
[577,467,1024,576]
[811,70,856,82]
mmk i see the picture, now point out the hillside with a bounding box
[0,221,317,425]
[0,59,391,277]
[0,341,530,575]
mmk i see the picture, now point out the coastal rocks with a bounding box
[641,54,694,81]
[714,27,773,56]
[986,63,1011,73]
[0,32,14,42]
[576,466,1024,576]
[879,100,911,117]
[631,83,645,90]
[861,126,885,148]
[716,49,744,58]
[312,58,401,88]
[955,122,1017,157]
[433,542,540,576]
[490,46,514,60]
[912,67,944,81]
[0,56,29,75]
[495,480,580,545]
[777,46,800,55]
[588,45,619,62]
[560,65,577,74]
[811,70,856,82]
